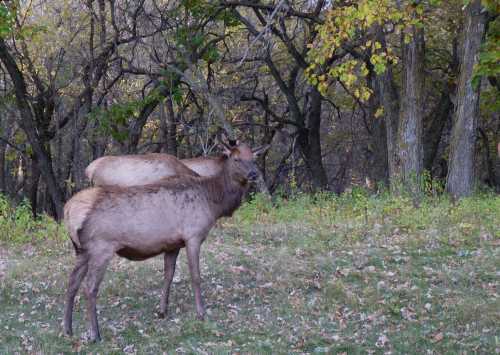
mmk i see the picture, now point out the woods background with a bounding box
[0,0,498,219]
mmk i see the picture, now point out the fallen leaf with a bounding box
[433,332,444,343]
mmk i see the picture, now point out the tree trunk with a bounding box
[0,141,5,193]
[373,26,400,188]
[29,157,40,217]
[367,71,389,186]
[446,0,487,198]
[164,98,178,156]
[397,25,425,193]
[297,87,328,190]
[495,122,500,192]
[423,88,453,172]
[376,67,400,186]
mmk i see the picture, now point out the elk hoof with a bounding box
[89,335,101,343]
[88,330,101,342]
[157,311,166,319]
[196,313,205,321]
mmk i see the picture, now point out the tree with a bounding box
[446,0,488,198]
[396,19,425,194]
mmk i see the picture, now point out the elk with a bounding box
[85,153,201,187]
[85,141,269,193]
[63,143,269,342]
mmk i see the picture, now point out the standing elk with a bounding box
[63,143,269,341]
[85,141,269,193]
[85,153,201,187]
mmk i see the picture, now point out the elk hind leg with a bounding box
[84,250,113,342]
[64,252,89,336]
[159,249,180,318]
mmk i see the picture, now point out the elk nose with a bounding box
[248,171,258,181]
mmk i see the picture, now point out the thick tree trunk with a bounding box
[373,26,400,187]
[423,88,453,172]
[446,0,487,198]
[367,71,389,186]
[397,25,425,193]
[297,88,328,190]
[376,67,400,186]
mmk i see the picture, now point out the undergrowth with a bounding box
[0,195,65,244]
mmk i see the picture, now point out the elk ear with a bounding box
[252,144,270,157]
[217,132,233,150]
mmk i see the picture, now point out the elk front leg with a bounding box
[186,240,205,320]
[159,249,180,318]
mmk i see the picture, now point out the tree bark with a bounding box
[397,25,425,193]
[297,87,328,190]
[29,157,40,217]
[373,26,400,188]
[376,66,400,186]
[446,0,487,198]
[423,87,453,172]
[0,140,5,193]
[164,98,178,156]
[367,70,389,185]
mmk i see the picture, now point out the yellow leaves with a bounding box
[353,87,373,102]
[375,107,385,118]
[318,81,329,96]
[360,87,373,102]
[306,0,420,104]
[360,63,369,77]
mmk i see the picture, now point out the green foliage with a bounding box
[233,190,499,240]
[473,13,500,89]
[0,194,65,244]
[0,1,47,40]
[306,0,406,99]
[90,90,163,143]
[175,1,237,65]
[0,1,16,38]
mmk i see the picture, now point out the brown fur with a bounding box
[85,153,199,188]
[63,143,265,341]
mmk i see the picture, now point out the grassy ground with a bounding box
[0,192,499,354]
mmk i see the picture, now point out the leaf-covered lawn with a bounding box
[0,193,499,353]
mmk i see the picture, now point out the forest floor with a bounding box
[0,192,499,354]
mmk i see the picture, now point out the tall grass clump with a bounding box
[0,194,66,244]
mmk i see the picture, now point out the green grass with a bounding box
[0,192,499,353]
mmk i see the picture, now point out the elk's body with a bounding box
[182,156,224,177]
[63,144,267,341]
[85,153,200,187]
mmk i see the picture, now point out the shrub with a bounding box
[0,194,66,244]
